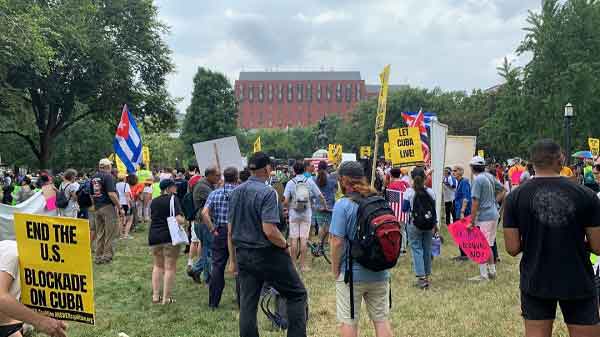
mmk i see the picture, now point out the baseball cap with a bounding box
[99,158,112,167]
[248,152,271,170]
[338,161,364,178]
[470,156,486,166]
[159,179,175,190]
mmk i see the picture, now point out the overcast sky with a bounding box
[155,0,541,113]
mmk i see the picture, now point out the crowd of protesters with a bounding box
[1,138,600,337]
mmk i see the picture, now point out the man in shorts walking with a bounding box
[467,156,505,281]
[504,139,600,337]
[284,161,326,272]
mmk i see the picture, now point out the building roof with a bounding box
[239,71,362,81]
[365,84,409,94]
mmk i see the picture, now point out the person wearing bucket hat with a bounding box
[329,161,394,336]
[148,178,186,305]
[92,158,121,265]
[467,155,505,282]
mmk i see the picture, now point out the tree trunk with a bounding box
[38,132,52,170]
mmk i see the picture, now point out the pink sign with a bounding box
[448,216,492,264]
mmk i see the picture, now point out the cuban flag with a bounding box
[113,104,142,173]
[401,109,437,165]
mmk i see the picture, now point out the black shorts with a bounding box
[521,291,600,325]
[121,205,132,216]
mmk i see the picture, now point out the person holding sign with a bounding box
[149,179,186,305]
[504,140,600,337]
[466,156,505,282]
[0,240,68,337]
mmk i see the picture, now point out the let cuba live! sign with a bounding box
[14,213,95,325]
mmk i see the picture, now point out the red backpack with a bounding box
[345,193,402,319]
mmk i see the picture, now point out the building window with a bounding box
[268,83,273,102]
[287,83,293,102]
[258,83,264,102]
[248,84,254,102]
[277,83,283,102]
[297,83,303,102]
[238,84,244,101]
[336,83,342,102]
[326,83,332,101]
[356,84,361,101]
[307,82,312,102]
[317,83,322,102]
[345,83,352,102]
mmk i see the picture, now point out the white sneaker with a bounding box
[468,275,489,282]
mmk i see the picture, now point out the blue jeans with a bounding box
[192,223,213,283]
[407,223,433,277]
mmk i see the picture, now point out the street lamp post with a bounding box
[564,103,574,166]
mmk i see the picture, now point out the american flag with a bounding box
[386,188,408,224]
[401,109,436,165]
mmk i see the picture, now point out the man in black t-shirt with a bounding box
[504,139,600,337]
[92,158,122,264]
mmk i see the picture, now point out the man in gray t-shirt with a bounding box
[467,156,505,282]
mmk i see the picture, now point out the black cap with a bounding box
[159,179,175,190]
[248,152,271,170]
[338,161,364,178]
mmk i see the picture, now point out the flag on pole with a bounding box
[113,104,143,173]
[253,136,262,153]
[401,109,436,164]
[385,188,408,224]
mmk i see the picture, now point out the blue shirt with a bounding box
[205,183,236,227]
[454,177,472,219]
[329,198,390,282]
[312,174,337,210]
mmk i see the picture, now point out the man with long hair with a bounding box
[330,161,393,337]
[504,139,600,337]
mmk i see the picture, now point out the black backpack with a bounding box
[181,192,197,221]
[345,193,402,319]
[411,189,436,230]
[56,183,71,209]
[77,181,93,209]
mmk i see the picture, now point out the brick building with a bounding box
[235,71,367,129]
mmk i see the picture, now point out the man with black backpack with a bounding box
[283,161,326,272]
[330,161,398,337]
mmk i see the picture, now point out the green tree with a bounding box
[181,68,238,152]
[0,0,177,168]
[144,132,186,169]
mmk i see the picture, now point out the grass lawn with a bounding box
[62,227,571,337]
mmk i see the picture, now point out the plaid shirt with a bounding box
[205,183,236,228]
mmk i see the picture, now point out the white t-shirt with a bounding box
[59,181,80,211]
[0,240,20,300]
[284,175,322,223]
[116,182,131,206]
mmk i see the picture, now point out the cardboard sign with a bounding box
[388,127,424,167]
[448,216,492,264]
[192,136,244,174]
[14,213,95,324]
[589,138,599,157]
[253,136,262,153]
[360,146,372,159]
[142,146,150,167]
[384,142,391,161]
[328,144,342,166]
[374,64,391,134]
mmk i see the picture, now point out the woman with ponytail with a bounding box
[402,168,437,289]
[313,161,336,252]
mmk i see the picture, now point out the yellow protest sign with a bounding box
[108,154,127,175]
[142,146,150,167]
[384,142,391,161]
[253,136,262,153]
[374,65,391,134]
[328,144,343,166]
[478,149,485,158]
[360,146,372,159]
[588,138,599,157]
[14,213,95,324]
[388,127,424,167]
